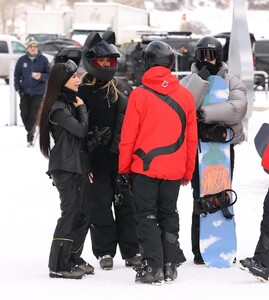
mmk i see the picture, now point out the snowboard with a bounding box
[254,123,269,158]
[198,75,237,268]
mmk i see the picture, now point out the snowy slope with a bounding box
[0,79,269,299]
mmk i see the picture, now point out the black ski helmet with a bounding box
[82,31,120,81]
[142,40,175,70]
[195,36,223,63]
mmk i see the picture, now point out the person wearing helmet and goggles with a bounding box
[78,31,141,271]
[181,36,247,265]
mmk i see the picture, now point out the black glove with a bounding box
[87,126,111,152]
[18,89,24,98]
[198,66,210,80]
[114,174,133,205]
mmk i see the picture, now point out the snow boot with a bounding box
[164,263,178,283]
[99,255,113,270]
[239,257,269,282]
[125,254,142,267]
[49,265,85,279]
[134,262,164,285]
[79,262,94,275]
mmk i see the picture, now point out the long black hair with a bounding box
[37,63,66,158]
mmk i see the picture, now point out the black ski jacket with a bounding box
[47,96,88,176]
[78,78,132,174]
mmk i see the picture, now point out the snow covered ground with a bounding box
[0,79,269,299]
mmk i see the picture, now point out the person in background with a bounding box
[119,40,198,284]
[240,142,269,282]
[177,44,192,72]
[78,31,141,271]
[37,60,94,279]
[130,41,144,86]
[181,36,247,265]
[14,37,50,146]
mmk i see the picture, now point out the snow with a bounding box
[1,79,269,299]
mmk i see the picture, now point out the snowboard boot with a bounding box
[194,254,205,265]
[49,265,85,279]
[78,262,94,275]
[239,257,269,282]
[164,263,178,283]
[134,262,164,285]
[125,254,142,267]
[99,255,113,270]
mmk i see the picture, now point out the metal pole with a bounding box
[228,0,254,138]
[9,58,17,126]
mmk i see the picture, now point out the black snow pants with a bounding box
[132,173,186,268]
[87,171,139,260]
[191,145,235,258]
[253,188,269,268]
[48,171,90,272]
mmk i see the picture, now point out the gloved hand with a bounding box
[87,126,111,152]
[198,66,210,80]
[114,173,133,205]
[18,89,24,98]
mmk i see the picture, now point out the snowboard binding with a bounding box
[195,189,237,219]
[114,174,133,205]
[198,121,235,143]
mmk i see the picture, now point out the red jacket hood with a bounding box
[142,66,180,95]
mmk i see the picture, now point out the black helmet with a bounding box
[142,41,175,70]
[195,36,223,63]
[82,31,120,81]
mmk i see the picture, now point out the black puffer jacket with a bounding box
[47,94,88,176]
[78,78,132,174]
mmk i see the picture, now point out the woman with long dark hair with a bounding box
[38,60,94,279]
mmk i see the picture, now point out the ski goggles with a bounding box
[64,59,78,74]
[196,49,218,62]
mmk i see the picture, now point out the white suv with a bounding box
[0,35,26,84]
[0,34,53,84]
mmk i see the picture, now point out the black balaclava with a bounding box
[196,60,221,75]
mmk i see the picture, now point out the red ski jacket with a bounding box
[119,66,198,180]
[262,143,269,171]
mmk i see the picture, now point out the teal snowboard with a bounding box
[198,75,237,268]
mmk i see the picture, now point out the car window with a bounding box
[255,40,269,54]
[0,41,8,53]
[11,41,26,54]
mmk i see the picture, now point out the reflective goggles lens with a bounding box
[64,59,78,73]
[196,49,217,62]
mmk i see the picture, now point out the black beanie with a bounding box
[62,59,78,86]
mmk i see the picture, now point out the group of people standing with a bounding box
[14,30,269,284]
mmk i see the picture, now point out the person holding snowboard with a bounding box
[181,36,247,264]
[37,60,94,279]
[118,40,198,284]
[240,142,269,282]
[78,31,141,271]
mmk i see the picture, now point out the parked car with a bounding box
[213,32,256,63]
[121,31,199,84]
[39,38,81,56]
[0,34,54,84]
[0,34,27,84]
[253,38,269,87]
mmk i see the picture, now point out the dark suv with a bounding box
[121,31,199,84]
[253,39,269,86]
